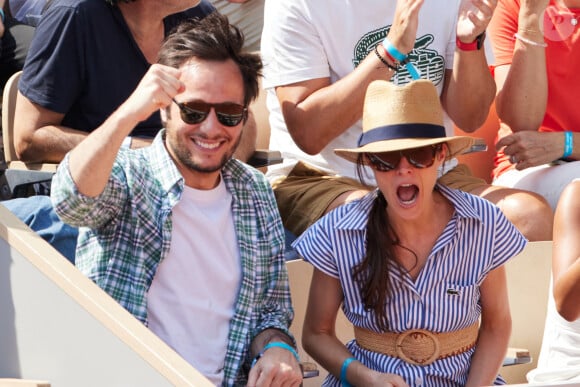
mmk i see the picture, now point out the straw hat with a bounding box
[334,79,483,163]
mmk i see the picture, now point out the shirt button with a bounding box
[415,377,423,386]
[414,294,421,301]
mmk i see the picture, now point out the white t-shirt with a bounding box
[211,0,265,52]
[261,0,461,181]
[147,179,240,386]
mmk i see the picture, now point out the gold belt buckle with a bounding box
[395,329,440,366]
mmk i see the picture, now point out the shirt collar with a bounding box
[145,130,184,195]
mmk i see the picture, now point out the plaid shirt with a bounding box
[51,131,294,386]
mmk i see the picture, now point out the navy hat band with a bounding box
[358,123,446,147]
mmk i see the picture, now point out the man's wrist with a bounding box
[251,342,300,368]
[250,328,294,359]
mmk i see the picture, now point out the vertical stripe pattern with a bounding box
[293,184,527,386]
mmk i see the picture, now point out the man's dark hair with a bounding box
[158,12,263,106]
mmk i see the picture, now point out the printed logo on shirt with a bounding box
[446,288,461,296]
[544,5,578,42]
[353,26,445,87]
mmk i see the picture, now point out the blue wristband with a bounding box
[401,58,421,80]
[251,342,299,368]
[340,357,357,387]
[0,8,5,24]
[382,37,407,62]
[382,37,421,80]
[563,131,574,158]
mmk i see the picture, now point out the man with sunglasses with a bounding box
[261,0,553,242]
[50,14,302,386]
[1,0,217,262]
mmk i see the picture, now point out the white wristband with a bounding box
[121,136,132,149]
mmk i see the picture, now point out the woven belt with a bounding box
[354,322,479,366]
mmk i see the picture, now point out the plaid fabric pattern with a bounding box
[51,131,294,385]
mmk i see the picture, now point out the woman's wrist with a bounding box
[340,357,357,387]
[517,12,545,36]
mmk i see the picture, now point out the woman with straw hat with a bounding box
[293,79,527,386]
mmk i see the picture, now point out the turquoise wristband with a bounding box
[0,8,5,24]
[340,357,356,387]
[382,37,406,62]
[401,58,421,80]
[382,37,421,80]
[563,131,574,158]
[251,342,299,368]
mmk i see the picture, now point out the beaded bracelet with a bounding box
[374,45,398,71]
[340,357,357,387]
[251,342,300,368]
[563,131,574,158]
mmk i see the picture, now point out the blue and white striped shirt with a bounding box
[293,184,527,387]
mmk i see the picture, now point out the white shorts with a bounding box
[493,160,580,210]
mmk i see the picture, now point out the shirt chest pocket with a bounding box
[435,282,481,317]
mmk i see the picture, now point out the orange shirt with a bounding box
[489,0,580,179]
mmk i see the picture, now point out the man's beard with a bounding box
[168,134,242,173]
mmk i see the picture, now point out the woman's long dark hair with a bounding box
[352,188,397,331]
[351,154,398,331]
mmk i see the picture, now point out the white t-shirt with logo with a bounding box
[262,0,461,181]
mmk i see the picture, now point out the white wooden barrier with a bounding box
[0,204,212,387]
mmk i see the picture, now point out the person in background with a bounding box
[489,1,580,381]
[3,0,238,263]
[489,0,580,210]
[14,0,215,160]
[210,0,264,52]
[294,79,527,386]
[0,0,43,91]
[260,0,552,244]
[7,0,45,25]
[51,13,302,386]
[526,180,580,383]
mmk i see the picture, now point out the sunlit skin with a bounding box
[373,146,448,222]
[162,58,245,190]
[370,145,454,278]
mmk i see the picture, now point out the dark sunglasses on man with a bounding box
[366,144,443,172]
[173,99,248,127]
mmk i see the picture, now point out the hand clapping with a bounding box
[457,0,498,43]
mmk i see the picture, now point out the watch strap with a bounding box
[456,31,486,51]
